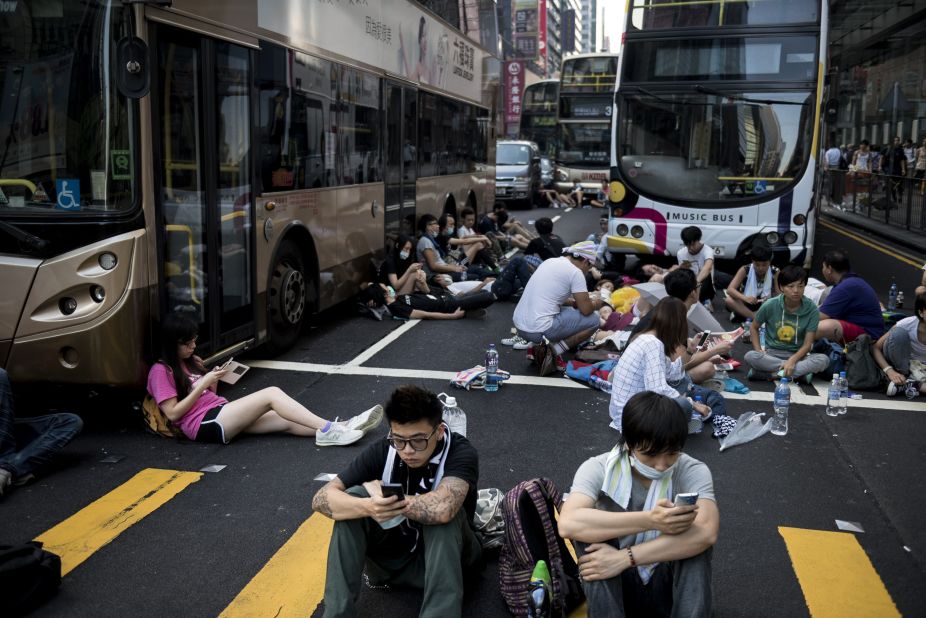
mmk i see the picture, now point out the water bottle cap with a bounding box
[488,343,496,349]
[780,377,789,383]
[444,396,457,407]
[839,371,846,377]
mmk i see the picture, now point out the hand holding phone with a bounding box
[695,331,711,350]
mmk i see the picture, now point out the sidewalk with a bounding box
[819,202,926,258]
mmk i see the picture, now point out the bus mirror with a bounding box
[115,36,150,99]
[824,99,839,125]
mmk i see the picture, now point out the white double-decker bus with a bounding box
[607,0,826,265]
[0,0,498,387]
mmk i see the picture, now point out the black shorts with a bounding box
[196,406,228,444]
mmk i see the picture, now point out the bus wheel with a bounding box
[269,240,307,351]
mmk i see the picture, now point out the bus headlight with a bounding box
[792,214,806,226]
[631,225,644,239]
[765,232,780,245]
[617,224,629,236]
[783,231,798,245]
[59,297,78,315]
[90,285,106,303]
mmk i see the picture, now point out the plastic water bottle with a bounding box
[896,290,905,308]
[837,371,848,415]
[688,395,704,434]
[826,373,840,417]
[438,393,467,437]
[771,378,791,436]
[888,280,898,311]
[743,318,753,343]
[485,344,499,392]
[758,324,767,351]
[526,560,552,618]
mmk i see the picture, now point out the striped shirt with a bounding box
[608,334,683,431]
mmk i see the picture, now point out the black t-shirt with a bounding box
[477,215,499,235]
[884,146,905,174]
[337,432,479,554]
[525,233,565,261]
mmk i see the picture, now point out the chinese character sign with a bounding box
[505,61,525,129]
[537,0,546,73]
[512,0,538,60]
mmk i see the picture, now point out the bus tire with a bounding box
[268,239,307,352]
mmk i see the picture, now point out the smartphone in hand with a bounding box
[673,492,699,507]
[695,331,710,350]
[381,483,406,502]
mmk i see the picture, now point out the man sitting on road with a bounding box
[477,207,530,251]
[558,391,718,617]
[724,243,779,323]
[815,249,885,343]
[0,368,83,497]
[873,291,926,398]
[630,269,730,384]
[513,241,604,376]
[314,385,481,618]
[523,217,566,262]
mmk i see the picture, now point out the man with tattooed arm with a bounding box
[313,385,481,617]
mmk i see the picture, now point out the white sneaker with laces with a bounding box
[501,334,529,350]
[344,405,384,434]
[886,381,900,396]
[316,423,364,446]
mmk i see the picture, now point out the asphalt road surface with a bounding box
[2,205,925,617]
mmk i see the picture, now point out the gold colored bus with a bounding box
[0,0,499,387]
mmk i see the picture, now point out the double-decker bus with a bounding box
[0,0,498,387]
[555,53,618,197]
[519,79,559,157]
[607,0,825,265]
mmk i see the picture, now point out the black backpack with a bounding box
[0,541,62,615]
[845,334,881,390]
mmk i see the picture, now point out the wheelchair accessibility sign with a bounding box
[55,179,81,211]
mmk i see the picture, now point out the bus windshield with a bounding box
[0,0,135,216]
[629,0,819,31]
[558,123,610,166]
[617,91,813,203]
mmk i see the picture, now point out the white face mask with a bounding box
[399,250,410,260]
[630,455,677,481]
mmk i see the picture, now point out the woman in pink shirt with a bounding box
[147,313,382,446]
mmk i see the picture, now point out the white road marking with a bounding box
[551,215,562,223]
[342,319,420,367]
[248,359,588,389]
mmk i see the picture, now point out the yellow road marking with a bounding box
[35,468,202,576]
[820,218,923,268]
[220,513,334,617]
[779,527,900,618]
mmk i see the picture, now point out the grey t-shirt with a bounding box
[570,451,715,548]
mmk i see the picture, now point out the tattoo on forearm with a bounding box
[406,478,469,525]
[313,487,333,517]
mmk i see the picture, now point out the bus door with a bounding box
[384,82,418,242]
[153,25,256,356]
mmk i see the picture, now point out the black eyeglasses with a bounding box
[386,426,439,451]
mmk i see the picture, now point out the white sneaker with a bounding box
[501,334,529,350]
[316,423,364,447]
[344,405,384,434]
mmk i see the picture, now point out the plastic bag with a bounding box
[718,412,772,452]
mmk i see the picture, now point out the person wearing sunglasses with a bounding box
[313,385,481,617]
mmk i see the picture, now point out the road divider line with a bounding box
[343,319,420,367]
[820,219,923,268]
[35,468,202,576]
[779,526,900,618]
[247,360,926,409]
[219,513,334,618]
[249,359,588,388]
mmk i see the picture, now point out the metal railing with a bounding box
[821,169,926,232]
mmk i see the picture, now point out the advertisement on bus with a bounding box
[257,0,485,103]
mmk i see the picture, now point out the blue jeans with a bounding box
[492,256,533,301]
[0,368,83,481]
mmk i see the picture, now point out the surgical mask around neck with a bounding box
[399,250,410,260]
[630,455,676,481]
